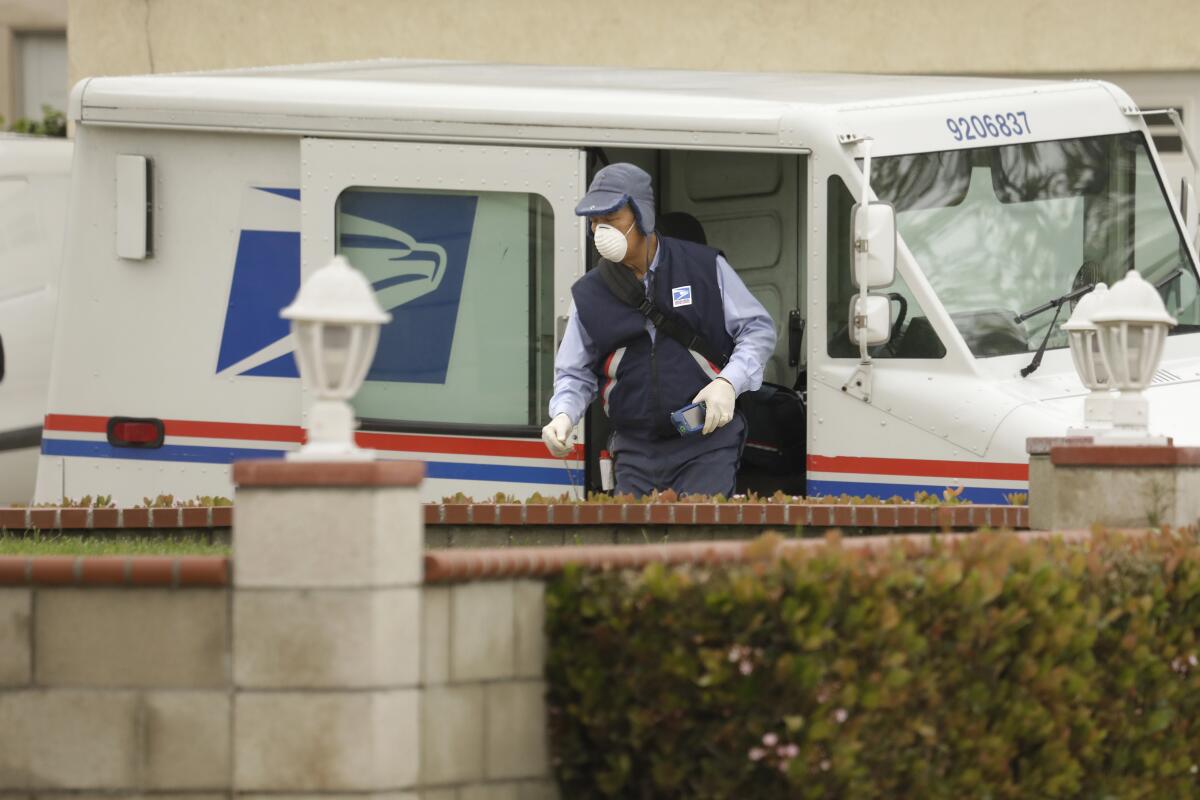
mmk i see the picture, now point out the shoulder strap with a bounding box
[594,259,731,369]
[597,259,646,309]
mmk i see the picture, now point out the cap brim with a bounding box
[574,191,628,217]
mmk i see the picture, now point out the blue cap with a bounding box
[574,163,656,234]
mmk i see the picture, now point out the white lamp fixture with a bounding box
[1062,283,1112,433]
[281,255,392,461]
[1089,270,1177,442]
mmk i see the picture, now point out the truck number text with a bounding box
[946,112,1031,142]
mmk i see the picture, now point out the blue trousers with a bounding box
[611,414,746,497]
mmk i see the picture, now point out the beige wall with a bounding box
[0,0,65,126]
[0,0,65,29]
[69,0,1200,84]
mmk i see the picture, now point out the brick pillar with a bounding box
[230,460,424,796]
[1030,442,1200,530]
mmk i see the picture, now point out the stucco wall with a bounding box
[68,0,1200,85]
[0,0,66,126]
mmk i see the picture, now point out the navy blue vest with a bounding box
[572,236,733,436]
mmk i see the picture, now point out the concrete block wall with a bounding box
[0,558,232,794]
[230,460,557,800]
[0,449,1116,798]
[418,579,553,797]
[0,461,559,799]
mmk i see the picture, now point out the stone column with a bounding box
[1026,435,1092,531]
[231,460,424,797]
[1029,441,1200,530]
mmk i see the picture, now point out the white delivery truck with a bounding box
[0,134,71,503]
[34,60,1200,505]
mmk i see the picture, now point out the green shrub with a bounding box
[5,105,66,137]
[546,531,1200,798]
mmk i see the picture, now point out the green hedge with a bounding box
[546,532,1200,798]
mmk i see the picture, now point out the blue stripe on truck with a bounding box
[42,438,287,464]
[41,438,581,486]
[806,479,1021,505]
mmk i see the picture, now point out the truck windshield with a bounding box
[871,131,1200,358]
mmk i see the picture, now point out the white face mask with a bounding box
[593,220,636,262]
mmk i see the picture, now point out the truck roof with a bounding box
[72,59,1122,149]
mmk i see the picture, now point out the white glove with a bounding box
[691,377,736,435]
[541,413,575,457]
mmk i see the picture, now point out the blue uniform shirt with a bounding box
[548,246,777,425]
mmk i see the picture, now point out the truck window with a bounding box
[335,187,555,428]
[826,175,947,359]
[871,132,1200,358]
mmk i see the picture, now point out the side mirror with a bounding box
[848,294,892,346]
[852,202,897,289]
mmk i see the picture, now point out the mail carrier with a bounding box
[34,61,1200,504]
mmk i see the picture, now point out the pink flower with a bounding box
[762,732,779,747]
[820,759,831,772]
[834,708,848,724]
[739,660,753,676]
[782,743,799,758]
[748,747,766,762]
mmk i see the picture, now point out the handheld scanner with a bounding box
[670,402,706,436]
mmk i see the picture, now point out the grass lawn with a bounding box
[0,533,230,556]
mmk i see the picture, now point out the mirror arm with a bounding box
[856,138,874,365]
[1127,107,1199,181]
[1128,107,1200,251]
[839,133,884,402]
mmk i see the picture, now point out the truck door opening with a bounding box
[582,148,808,496]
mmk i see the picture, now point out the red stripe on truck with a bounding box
[807,454,1028,482]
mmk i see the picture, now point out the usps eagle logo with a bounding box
[216,186,477,383]
[337,212,448,311]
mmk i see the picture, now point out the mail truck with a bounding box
[35,61,1200,504]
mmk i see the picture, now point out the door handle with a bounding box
[787,309,804,367]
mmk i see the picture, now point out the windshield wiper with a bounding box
[1016,283,1095,378]
[1157,266,1186,291]
[1014,283,1096,325]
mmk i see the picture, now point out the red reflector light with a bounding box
[106,417,164,448]
[112,422,159,443]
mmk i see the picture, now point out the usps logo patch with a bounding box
[672,285,693,307]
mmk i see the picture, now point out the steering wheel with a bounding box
[883,292,908,355]
[827,292,910,357]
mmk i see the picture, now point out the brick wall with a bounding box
[425,502,1027,548]
[0,500,1028,548]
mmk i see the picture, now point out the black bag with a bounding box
[738,382,806,475]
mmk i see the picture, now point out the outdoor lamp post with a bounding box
[281,255,391,461]
[1062,283,1112,433]
[1089,270,1176,442]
